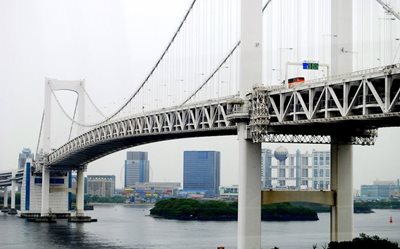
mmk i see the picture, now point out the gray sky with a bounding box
[0,0,399,189]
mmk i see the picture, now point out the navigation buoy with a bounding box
[389,216,393,224]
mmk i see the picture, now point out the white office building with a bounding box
[262,146,330,190]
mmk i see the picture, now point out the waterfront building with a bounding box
[125,151,150,188]
[360,179,400,199]
[183,151,220,197]
[132,182,181,201]
[87,175,116,197]
[312,150,331,190]
[219,185,238,200]
[18,148,34,169]
[262,146,330,190]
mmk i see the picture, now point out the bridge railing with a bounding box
[304,63,400,85]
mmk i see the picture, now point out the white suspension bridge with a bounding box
[2,0,400,248]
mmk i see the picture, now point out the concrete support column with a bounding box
[238,123,262,249]
[330,141,353,241]
[10,179,16,209]
[8,178,18,215]
[3,187,8,208]
[76,169,85,216]
[40,167,50,216]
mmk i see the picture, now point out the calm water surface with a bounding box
[0,205,399,249]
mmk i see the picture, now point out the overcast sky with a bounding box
[0,0,399,189]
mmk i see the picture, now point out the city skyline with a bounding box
[0,0,399,191]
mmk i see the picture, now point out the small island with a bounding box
[150,198,319,221]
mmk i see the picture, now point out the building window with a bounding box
[302,157,308,166]
[302,169,308,178]
[290,168,294,178]
[325,169,330,177]
[319,181,324,190]
[313,169,318,177]
[289,157,294,166]
[319,169,324,177]
[279,168,285,178]
[313,181,318,189]
[320,154,324,165]
[314,157,318,166]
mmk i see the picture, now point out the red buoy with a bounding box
[389,216,393,224]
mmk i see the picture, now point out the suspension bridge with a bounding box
[2,0,400,248]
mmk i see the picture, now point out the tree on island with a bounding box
[150,198,318,221]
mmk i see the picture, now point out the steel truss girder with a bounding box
[266,64,400,128]
[48,99,234,166]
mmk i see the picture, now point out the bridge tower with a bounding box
[19,79,86,218]
[330,0,354,242]
[42,78,86,218]
[237,0,263,248]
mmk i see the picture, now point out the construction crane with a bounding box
[376,0,400,21]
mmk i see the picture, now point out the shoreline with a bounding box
[91,202,154,207]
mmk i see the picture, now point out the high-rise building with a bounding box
[312,150,330,190]
[87,175,116,197]
[18,148,34,169]
[125,151,150,188]
[261,149,272,188]
[183,151,220,197]
[261,146,330,190]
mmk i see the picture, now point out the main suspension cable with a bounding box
[53,0,198,128]
[68,96,79,141]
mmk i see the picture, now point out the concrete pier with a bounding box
[40,166,50,217]
[1,188,9,212]
[76,169,85,217]
[330,140,353,241]
[8,178,17,215]
[68,168,96,223]
[238,125,262,249]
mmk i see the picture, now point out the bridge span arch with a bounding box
[50,127,236,168]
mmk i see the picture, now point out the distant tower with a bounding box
[295,149,301,189]
[124,152,150,188]
[274,146,288,164]
[183,151,220,197]
[18,148,34,169]
[261,149,272,188]
[274,146,288,187]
